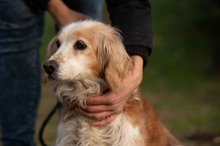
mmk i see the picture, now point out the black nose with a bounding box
[43,60,58,75]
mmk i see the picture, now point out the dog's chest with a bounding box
[56,114,143,146]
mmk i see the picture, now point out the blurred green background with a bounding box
[37,1,220,146]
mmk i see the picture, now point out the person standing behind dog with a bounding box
[0,0,103,145]
[0,0,152,145]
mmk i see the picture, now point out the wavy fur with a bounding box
[43,20,183,146]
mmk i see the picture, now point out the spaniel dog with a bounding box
[43,20,182,146]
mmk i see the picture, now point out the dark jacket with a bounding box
[25,0,152,67]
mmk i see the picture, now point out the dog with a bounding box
[43,20,182,146]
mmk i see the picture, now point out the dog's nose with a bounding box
[43,60,58,75]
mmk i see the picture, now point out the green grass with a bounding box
[40,13,56,63]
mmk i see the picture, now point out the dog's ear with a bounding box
[46,36,59,59]
[98,28,133,91]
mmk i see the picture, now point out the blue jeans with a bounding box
[0,0,103,146]
[0,0,44,146]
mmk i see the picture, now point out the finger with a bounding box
[86,96,106,105]
[91,114,117,126]
[77,108,113,120]
[87,92,117,106]
[131,55,143,70]
[80,105,113,113]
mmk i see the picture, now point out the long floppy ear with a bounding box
[46,36,59,59]
[98,28,133,91]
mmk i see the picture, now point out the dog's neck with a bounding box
[52,77,107,122]
[53,77,107,108]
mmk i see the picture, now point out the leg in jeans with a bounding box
[0,0,44,145]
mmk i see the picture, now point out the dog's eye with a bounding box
[56,40,61,48]
[74,40,87,50]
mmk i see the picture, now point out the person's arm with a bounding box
[78,0,152,126]
[24,0,89,27]
[106,0,152,67]
[47,0,89,27]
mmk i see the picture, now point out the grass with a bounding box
[35,11,220,146]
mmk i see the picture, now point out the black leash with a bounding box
[39,101,60,146]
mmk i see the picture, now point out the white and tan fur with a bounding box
[43,20,183,146]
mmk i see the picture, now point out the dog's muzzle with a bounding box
[43,60,59,78]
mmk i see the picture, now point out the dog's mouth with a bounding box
[47,73,58,80]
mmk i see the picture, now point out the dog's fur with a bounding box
[43,20,182,146]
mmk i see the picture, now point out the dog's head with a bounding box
[43,20,133,91]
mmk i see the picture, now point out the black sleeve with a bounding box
[24,0,50,13]
[106,0,152,67]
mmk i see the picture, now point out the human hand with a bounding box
[47,0,89,27]
[77,56,144,126]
